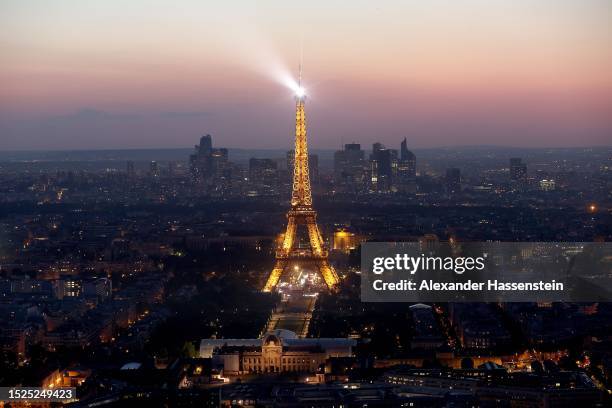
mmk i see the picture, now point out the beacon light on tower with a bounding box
[286,61,305,99]
[294,85,305,98]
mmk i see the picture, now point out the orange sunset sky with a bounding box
[1,1,611,150]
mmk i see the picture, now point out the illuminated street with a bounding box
[265,290,317,338]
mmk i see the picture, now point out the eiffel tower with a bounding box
[263,69,339,292]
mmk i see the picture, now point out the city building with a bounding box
[445,168,461,194]
[332,230,361,253]
[42,367,91,389]
[54,278,82,299]
[149,161,160,178]
[510,157,527,182]
[189,134,231,193]
[370,143,394,192]
[248,158,278,194]
[385,367,601,407]
[539,179,556,191]
[199,330,355,375]
[397,138,417,193]
[409,303,445,350]
[333,143,365,192]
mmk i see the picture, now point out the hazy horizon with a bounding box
[2,1,611,150]
[1,144,610,155]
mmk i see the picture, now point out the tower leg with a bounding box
[264,259,287,292]
[305,217,324,256]
[318,259,339,288]
[282,216,297,253]
[264,215,339,292]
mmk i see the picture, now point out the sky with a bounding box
[1,0,611,150]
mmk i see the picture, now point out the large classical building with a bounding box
[199,329,355,376]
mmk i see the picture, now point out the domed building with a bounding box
[199,329,355,376]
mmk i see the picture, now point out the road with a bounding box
[265,291,317,338]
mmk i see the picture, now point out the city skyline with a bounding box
[1,0,611,151]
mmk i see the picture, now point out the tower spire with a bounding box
[299,37,303,87]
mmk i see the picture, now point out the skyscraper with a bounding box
[333,143,365,192]
[397,138,417,193]
[197,134,212,156]
[249,158,278,193]
[149,161,160,178]
[189,134,231,193]
[190,134,213,182]
[370,143,393,191]
[510,158,527,182]
[400,138,410,162]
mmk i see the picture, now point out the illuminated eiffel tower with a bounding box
[263,68,339,292]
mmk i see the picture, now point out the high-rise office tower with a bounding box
[370,143,392,191]
[510,158,527,182]
[210,148,229,172]
[333,143,365,191]
[149,161,160,178]
[249,158,278,192]
[397,138,417,193]
[190,134,231,193]
[400,138,410,162]
[190,135,212,182]
[198,134,212,155]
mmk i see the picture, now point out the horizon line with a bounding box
[1,144,611,154]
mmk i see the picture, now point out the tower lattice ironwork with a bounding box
[263,76,339,292]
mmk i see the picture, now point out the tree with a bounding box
[461,357,474,369]
[181,342,197,359]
